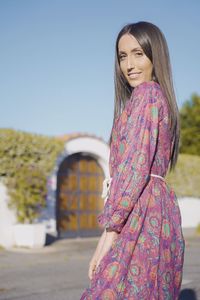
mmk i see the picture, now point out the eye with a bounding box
[119,54,126,61]
[135,52,143,56]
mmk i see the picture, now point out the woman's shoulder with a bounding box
[127,81,167,122]
[131,80,166,108]
[132,80,162,97]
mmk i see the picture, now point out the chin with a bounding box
[129,78,150,88]
[129,80,143,88]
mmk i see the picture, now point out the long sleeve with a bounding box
[97,83,163,233]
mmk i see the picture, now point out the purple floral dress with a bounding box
[80,81,185,300]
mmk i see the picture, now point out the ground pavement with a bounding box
[0,234,199,300]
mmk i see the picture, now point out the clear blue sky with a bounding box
[0,0,199,142]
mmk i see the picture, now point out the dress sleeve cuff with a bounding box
[97,211,107,228]
[97,212,122,233]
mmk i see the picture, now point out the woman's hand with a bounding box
[95,230,119,270]
[88,229,119,280]
[88,229,107,280]
[88,255,98,280]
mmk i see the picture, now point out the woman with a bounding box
[80,21,185,299]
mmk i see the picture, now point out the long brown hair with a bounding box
[109,21,180,172]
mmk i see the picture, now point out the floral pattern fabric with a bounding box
[80,81,185,300]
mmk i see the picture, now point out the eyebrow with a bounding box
[118,47,142,54]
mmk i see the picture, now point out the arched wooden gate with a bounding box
[56,153,105,238]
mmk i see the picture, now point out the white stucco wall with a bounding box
[178,197,200,228]
[0,180,16,248]
[65,136,110,176]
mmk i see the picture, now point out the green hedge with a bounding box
[166,153,200,197]
[0,128,64,223]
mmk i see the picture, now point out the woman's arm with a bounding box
[97,82,163,233]
[95,230,118,269]
[92,229,107,259]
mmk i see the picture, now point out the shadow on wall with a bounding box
[179,289,198,300]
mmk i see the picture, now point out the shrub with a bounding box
[166,153,200,197]
[7,165,47,223]
[0,128,64,223]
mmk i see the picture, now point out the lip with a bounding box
[128,72,141,79]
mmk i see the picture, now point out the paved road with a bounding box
[0,235,199,300]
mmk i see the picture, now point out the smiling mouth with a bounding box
[128,72,141,79]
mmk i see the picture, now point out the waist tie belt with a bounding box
[150,173,165,181]
[101,173,165,199]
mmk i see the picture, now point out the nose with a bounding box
[127,55,135,71]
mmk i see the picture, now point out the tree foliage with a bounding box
[179,93,200,155]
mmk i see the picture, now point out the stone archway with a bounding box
[56,152,104,238]
[44,134,110,238]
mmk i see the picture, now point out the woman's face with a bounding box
[118,33,153,88]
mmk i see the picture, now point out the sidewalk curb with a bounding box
[3,236,100,254]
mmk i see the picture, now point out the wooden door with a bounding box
[56,153,105,238]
